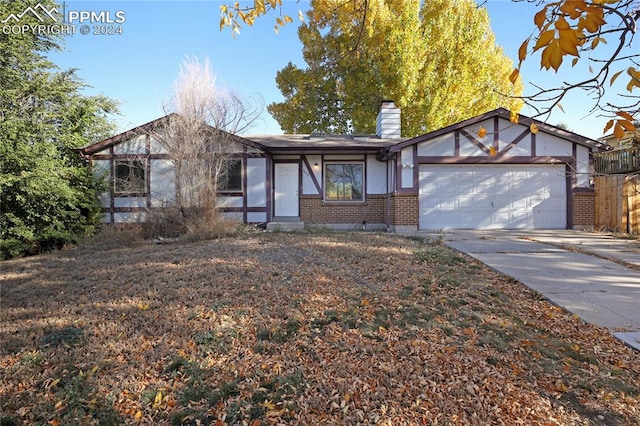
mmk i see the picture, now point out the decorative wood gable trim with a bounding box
[302,155,322,195]
[498,128,530,156]
[460,129,492,156]
[459,120,532,158]
[387,107,606,155]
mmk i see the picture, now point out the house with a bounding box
[78,102,607,231]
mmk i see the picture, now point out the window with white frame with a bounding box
[114,160,146,194]
[324,162,364,202]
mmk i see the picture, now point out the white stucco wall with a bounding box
[247,157,268,206]
[498,119,532,156]
[400,147,414,188]
[302,155,321,195]
[149,159,176,207]
[418,133,455,156]
[367,155,387,194]
[114,134,147,154]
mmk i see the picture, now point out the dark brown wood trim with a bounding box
[92,153,259,161]
[91,153,169,160]
[493,116,499,151]
[460,129,491,155]
[109,146,115,223]
[112,192,148,198]
[566,163,574,229]
[322,156,366,162]
[219,207,268,213]
[498,128,530,156]
[302,155,322,195]
[218,191,243,197]
[145,135,152,209]
[395,152,403,191]
[454,131,460,157]
[266,156,272,222]
[242,153,248,223]
[417,156,573,164]
[412,144,419,189]
[364,156,368,196]
[102,206,268,215]
[572,143,578,189]
[531,132,537,156]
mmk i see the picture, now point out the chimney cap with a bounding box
[380,100,396,108]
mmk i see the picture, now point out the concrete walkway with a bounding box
[440,230,640,350]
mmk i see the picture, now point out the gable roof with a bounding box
[79,114,260,156]
[388,108,609,153]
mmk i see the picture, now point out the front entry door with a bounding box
[274,163,299,217]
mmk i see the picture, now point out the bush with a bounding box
[0,239,31,260]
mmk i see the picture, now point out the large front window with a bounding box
[324,163,364,202]
[114,160,146,194]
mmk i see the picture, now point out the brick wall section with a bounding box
[573,189,595,227]
[390,192,419,226]
[300,195,387,225]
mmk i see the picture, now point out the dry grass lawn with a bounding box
[1,231,639,425]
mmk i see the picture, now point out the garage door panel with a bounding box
[419,165,566,229]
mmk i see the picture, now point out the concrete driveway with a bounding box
[441,230,640,350]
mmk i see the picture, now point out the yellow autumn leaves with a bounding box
[513,0,609,76]
[220,0,294,35]
[509,0,638,138]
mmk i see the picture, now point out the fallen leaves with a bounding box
[1,232,639,424]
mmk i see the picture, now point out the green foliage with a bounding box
[0,1,118,259]
[268,0,523,136]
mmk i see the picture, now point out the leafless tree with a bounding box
[152,57,262,234]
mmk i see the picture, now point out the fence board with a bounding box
[595,175,640,233]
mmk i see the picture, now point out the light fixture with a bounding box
[313,162,320,170]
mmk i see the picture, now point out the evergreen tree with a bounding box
[0,0,118,259]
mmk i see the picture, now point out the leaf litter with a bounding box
[1,232,638,425]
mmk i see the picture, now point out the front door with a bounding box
[274,163,299,217]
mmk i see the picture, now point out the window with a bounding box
[114,160,146,194]
[324,163,364,202]
[220,159,242,192]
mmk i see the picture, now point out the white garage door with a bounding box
[419,165,566,229]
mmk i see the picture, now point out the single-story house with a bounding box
[78,102,607,231]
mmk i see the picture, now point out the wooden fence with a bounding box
[594,174,640,233]
[593,147,640,175]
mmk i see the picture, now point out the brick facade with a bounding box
[300,195,387,227]
[572,189,595,230]
[390,192,419,228]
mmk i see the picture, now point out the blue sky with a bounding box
[39,0,637,139]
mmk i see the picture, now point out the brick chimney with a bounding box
[376,100,401,139]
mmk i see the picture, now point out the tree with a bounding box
[151,57,261,236]
[510,0,639,137]
[266,0,523,136]
[0,0,118,259]
[220,0,639,136]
